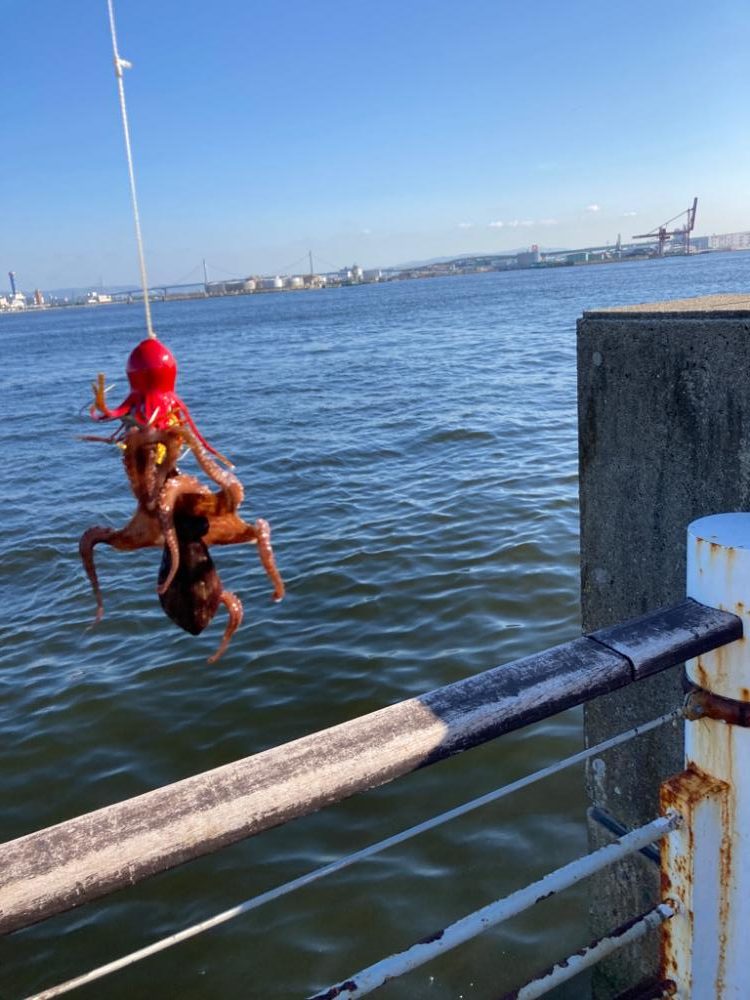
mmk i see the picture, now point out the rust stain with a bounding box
[626,981,678,1000]
[660,862,675,979]
[716,727,734,996]
[660,781,687,984]
[690,635,744,696]
[711,643,729,689]
[694,658,710,690]
[663,763,729,801]
[660,766,730,986]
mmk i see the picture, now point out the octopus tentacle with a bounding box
[156,473,210,594]
[176,399,228,462]
[207,591,244,663]
[90,374,137,422]
[179,424,242,507]
[254,517,285,602]
[79,526,117,623]
[142,447,159,512]
[79,512,163,621]
[120,427,183,510]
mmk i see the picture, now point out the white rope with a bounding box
[22,710,680,999]
[106,0,155,339]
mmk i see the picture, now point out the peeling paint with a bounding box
[310,978,359,1000]
[416,928,445,946]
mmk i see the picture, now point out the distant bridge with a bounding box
[107,281,206,302]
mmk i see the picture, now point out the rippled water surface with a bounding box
[2,254,748,999]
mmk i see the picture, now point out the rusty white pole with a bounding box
[662,513,750,997]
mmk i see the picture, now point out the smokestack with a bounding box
[9,271,17,296]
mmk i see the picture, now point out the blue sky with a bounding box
[2,0,749,289]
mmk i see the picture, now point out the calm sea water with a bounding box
[1,253,749,999]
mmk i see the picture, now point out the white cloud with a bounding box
[621,211,638,217]
[586,204,601,213]
[490,217,554,229]
[361,228,372,235]
[458,222,473,229]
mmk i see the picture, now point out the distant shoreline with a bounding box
[3,246,749,316]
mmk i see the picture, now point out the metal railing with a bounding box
[2,516,748,999]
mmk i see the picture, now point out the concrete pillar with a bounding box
[577,294,750,996]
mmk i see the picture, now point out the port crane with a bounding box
[633,197,698,256]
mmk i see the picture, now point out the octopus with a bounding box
[158,514,244,665]
[79,337,284,661]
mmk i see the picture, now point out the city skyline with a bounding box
[2,0,749,289]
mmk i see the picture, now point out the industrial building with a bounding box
[517,245,541,267]
[1,272,28,311]
[691,231,750,251]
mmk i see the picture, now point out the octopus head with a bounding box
[126,338,178,397]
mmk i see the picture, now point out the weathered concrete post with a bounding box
[577,294,750,996]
